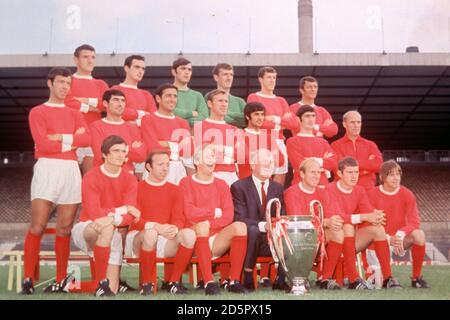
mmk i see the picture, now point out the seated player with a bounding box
[179,144,248,295]
[284,158,344,290]
[124,150,196,295]
[325,157,399,289]
[71,135,140,297]
[368,160,430,288]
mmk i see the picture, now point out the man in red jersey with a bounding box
[331,110,382,190]
[179,144,248,295]
[65,44,109,174]
[89,89,147,175]
[286,105,337,186]
[247,66,298,186]
[325,157,400,289]
[141,83,192,185]
[368,160,430,288]
[124,150,196,295]
[284,158,344,290]
[22,68,90,295]
[289,76,337,138]
[71,135,140,297]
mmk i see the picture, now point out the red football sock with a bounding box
[24,231,42,281]
[140,248,156,285]
[195,237,213,283]
[164,264,173,282]
[343,237,359,282]
[69,280,97,293]
[411,244,425,279]
[89,257,96,280]
[93,245,110,283]
[55,235,71,282]
[169,245,194,283]
[321,241,343,280]
[229,236,247,281]
[374,240,392,279]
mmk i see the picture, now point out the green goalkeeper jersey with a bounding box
[225,94,246,128]
[174,88,208,127]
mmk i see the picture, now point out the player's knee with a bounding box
[343,224,355,237]
[179,229,196,248]
[232,221,247,236]
[331,230,344,243]
[194,221,210,236]
[29,224,46,237]
[98,224,115,244]
[56,224,73,237]
[373,225,386,239]
[143,229,158,248]
[412,229,426,245]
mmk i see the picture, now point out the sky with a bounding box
[0,0,448,54]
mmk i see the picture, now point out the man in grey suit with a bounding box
[231,149,288,291]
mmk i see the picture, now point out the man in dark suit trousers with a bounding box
[231,148,288,291]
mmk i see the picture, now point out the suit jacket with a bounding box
[231,175,285,227]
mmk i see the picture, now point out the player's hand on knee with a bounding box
[126,205,141,222]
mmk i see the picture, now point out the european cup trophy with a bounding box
[266,198,324,295]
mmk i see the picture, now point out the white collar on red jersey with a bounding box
[298,182,315,194]
[192,174,214,184]
[296,133,315,138]
[256,92,276,99]
[298,101,316,107]
[337,180,353,194]
[119,83,138,89]
[244,128,260,135]
[100,164,121,178]
[145,177,167,187]
[73,73,93,80]
[44,102,65,108]
[379,185,400,196]
[102,118,125,125]
[205,118,226,125]
[154,111,175,120]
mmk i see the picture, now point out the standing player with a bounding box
[65,44,109,174]
[284,158,344,290]
[71,135,140,296]
[141,83,192,185]
[172,58,208,127]
[22,68,91,295]
[212,63,246,128]
[331,110,382,191]
[125,150,196,295]
[179,144,248,295]
[325,157,398,289]
[286,105,337,186]
[111,55,156,126]
[89,89,147,175]
[247,67,298,186]
[368,160,429,288]
[289,76,337,138]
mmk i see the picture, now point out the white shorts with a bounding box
[72,221,123,266]
[124,230,169,258]
[76,147,94,164]
[274,139,288,175]
[213,171,239,187]
[31,158,81,204]
[209,233,219,260]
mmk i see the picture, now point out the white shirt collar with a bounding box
[119,83,138,89]
[337,180,353,194]
[252,175,269,187]
[154,111,175,120]
[379,185,400,196]
[145,177,167,187]
[102,118,125,125]
[256,92,276,99]
[244,128,260,135]
[298,182,315,194]
[296,133,315,138]
[44,102,65,108]
[100,164,121,178]
[299,101,316,107]
[73,73,93,80]
[205,118,226,125]
[192,174,214,185]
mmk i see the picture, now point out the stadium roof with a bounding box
[1,53,449,151]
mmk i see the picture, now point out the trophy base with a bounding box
[290,278,310,295]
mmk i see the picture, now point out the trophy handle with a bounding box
[309,200,327,270]
[266,198,290,273]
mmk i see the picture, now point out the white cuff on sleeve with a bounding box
[80,103,90,113]
[137,110,147,119]
[351,214,361,225]
[144,222,156,230]
[88,98,98,107]
[395,230,406,241]
[214,208,222,219]
[61,144,72,152]
[258,221,267,233]
[167,141,179,161]
[115,206,127,216]
[62,134,73,146]
[313,124,320,131]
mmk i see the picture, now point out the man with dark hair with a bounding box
[141,83,192,185]
[171,58,208,127]
[111,55,156,127]
[289,76,337,138]
[22,67,91,295]
[247,66,297,186]
[331,110,382,191]
[368,160,429,288]
[286,105,337,186]
[212,63,246,128]
[89,89,147,175]
[65,44,109,174]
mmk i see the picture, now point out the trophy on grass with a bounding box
[266,198,324,295]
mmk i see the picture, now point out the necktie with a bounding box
[261,181,267,218]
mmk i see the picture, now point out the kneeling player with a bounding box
[179,144,248,295]
[125,150,196,295]
[72,135,140,296]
